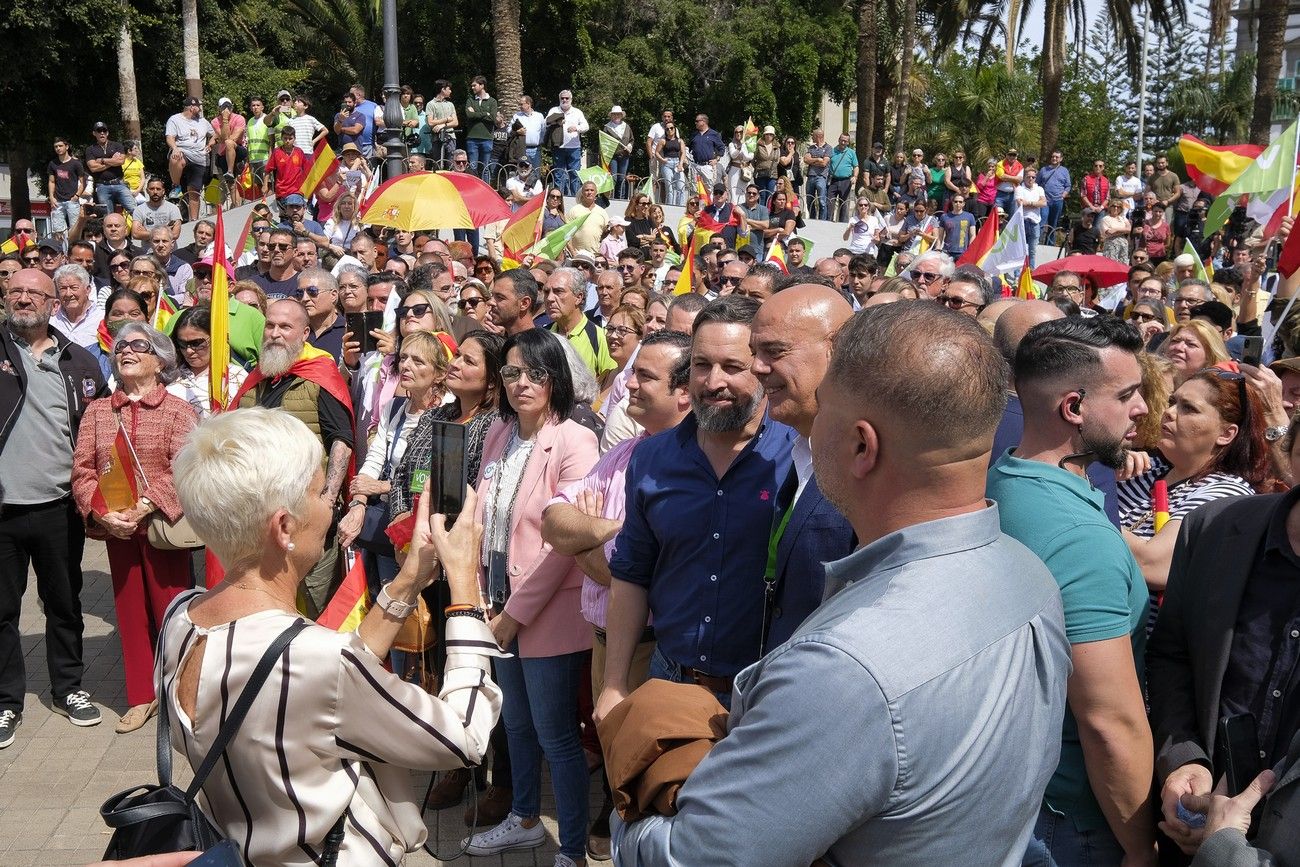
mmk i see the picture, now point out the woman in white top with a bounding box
[158,407,501,867]
[166,305,248,419]
[323,193,363,258]
[843,196,882,255]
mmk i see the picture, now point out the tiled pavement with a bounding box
[0,541,600,866]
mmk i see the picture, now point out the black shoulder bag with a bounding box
[99,616,337,859]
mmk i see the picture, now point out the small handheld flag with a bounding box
[1152,480,1170,533]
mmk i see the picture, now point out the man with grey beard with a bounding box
[233,299,355,617]
[598,294,797,712]
[0,269,108,746]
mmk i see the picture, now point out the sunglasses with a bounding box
[268,242,292,251]
[937,295,983,311]
[1130,312,1158,323]
[457,298,484,310]
[13,228,34,235]
[594,261,608,268]
[300,286,329,297]
[617,264,638,272]
[130,268,156,277]
[397,303,432,319]
[719,275,742,286]
[501,364,550,384]
[1201,368,1250,427]
[177,336,210,351]
[113,338,155,355]
[21,257,40,265]
[111,261,130,270]
[454,159,468,165]
[912,271,942,282]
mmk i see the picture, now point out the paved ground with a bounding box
[0,541,599,866]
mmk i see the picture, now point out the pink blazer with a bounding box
[477,417,599,658]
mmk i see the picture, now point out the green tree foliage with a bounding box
[904,53,1041,165]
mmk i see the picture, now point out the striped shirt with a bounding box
[156,596,502,867]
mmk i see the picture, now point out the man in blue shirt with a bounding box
[827,133,859,221]
[689,114,726,190]
[987,316,1157,866]
[599,295,797,712]
[938,193,978,257]
[349,83,382,159]
[1038,149,1072,240]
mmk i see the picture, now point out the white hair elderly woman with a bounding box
[156,407,500,866]
[71,322,198,733]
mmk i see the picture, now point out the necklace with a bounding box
[230,581,298,613]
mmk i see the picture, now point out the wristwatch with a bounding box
[375,585,416,619]
[1265,425,1289,443]
[139,497,156,513]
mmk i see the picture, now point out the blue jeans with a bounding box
[554,147,582,195]
[496,645,589,859]
[466,138,493,181]
[805,175,828,221]
[648,645,733,710]
[453,228,480,255]
[49,201,81,238]
[95,182,136,214]
[610,154,630,200]
[996,189,1017,217]
[524,145,539,169]
[1025,220,1040,269]
[1022,806,1124,866]
[660,163,685,206]
[1044,199,1065,238]
[757,177,776,207]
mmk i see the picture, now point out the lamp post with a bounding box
[380,0,406,181]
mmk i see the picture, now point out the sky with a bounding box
[1019,0,1225,49]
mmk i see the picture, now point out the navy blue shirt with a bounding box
[690,128,726,165]
[611,409,798,677]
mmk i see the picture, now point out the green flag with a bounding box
[663,250,683,267]
[639,175,656,205]
[578,165,614,194]
[598,130,621,170]
[1205,119,1299,233]
[1182,239,1208,282]
[524,212,591,260]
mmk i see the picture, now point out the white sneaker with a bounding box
[555,854,581,867]
[462,812,546,855]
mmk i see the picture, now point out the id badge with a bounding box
[487,550,510,607]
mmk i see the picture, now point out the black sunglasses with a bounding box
[1199,368,1250,430]
[457,298,484,310]
[397,303,432,319]
[177,336,210,351]
[113,338,156,355]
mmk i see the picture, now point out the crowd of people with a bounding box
[3,75,1300,867]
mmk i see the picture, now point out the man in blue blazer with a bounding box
[750,282,857,651]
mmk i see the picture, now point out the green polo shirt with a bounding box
[163,297,266,368]
[551,313,616,379]
[986,449,1148,834]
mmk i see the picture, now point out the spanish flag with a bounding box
[500,192,546,258]
[152,292,178,333]
[765,242,788,274]
[1152,479,1170,533]
[1015,257,1037,300]
[90,420,141,516]
[209,205,232,414]
[673,233,696,296]
[316,548,370,632]
[96,319,113,355]
[956,212,999,268]
[1177,135,1263,198]
[300,139,340,201]
[695,174,711,206]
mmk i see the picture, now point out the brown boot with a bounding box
[465,785,513,827]
[425,768,472,811]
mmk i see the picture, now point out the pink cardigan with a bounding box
[477,417,599,658]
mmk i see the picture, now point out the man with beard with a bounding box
[487,268,541,335]
[0,269,108,746]
[232,300,355,618]
[597,295,797,715]
[986,315,1157,866]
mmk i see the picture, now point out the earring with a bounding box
[287,542,295,551]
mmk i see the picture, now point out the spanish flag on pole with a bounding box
[673,233,696,296]
[316,549,370,633]
[765,242,788,274]
[300,139,340,201]
[695,174,711,206]
[209,205,232,414]
[500,193,546,258]
[1015,257,1037,300]
[90,419,141,516]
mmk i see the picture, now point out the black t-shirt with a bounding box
[85,141,126,183]
[1071,221,1099,255]
[48,158,87,202]
[251,269,301,301]
[257,375,354,450]
[627,218,656,250]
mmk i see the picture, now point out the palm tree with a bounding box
[1251,0,1287,144]
[182,0,201,100]
[1166,55,1256,144]
[118,0,141,142]
[855,0,878,159]
[892,0,916,151]
[492,0,523,115]
[275,0,381,93]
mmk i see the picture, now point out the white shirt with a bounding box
[286,113,326,154]
[792,436,814,504]
[1015,184,1045,224]
[51,304,103,348]
[512,109,546,147]
[546,106,589,149]
[1114,173,1143,216]
[506,175,542,204]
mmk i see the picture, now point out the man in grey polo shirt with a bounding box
[0,269,108,748]
[610,302,1071,866]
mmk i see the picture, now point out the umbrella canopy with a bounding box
[360,170,511,231]
[1032,254,1130,288]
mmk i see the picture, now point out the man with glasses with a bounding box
[908,250,953,299]
[277,193,327,250]
[717,258,750,296]
[0,268,109,748]
[547,267,616,377]
[93,213,140,283]
[251,228,302,301]
[616,248,650,294]
[85,121,135,216]
[937,266,995,317]
[511,95,545,169]
[1046,271,1088,310]
[1081,158,1110,221]
[51,264,102,348]
[546,90,589,196]
[298,268,344,362]
[1171,278,1214,324]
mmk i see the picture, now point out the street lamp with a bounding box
[380,0,406,181]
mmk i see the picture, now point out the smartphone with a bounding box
[1216,713,1263,797]
[345,311,384,354]
[428,420,468,525]
[1241,335,1264,368]
[188,840,243,867]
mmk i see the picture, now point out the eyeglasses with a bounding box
[475,265,494,274]
[617,264,638,272]
[1200,368,1250,429]
[300,286,329,297]
[606,325,638,339]
[13,227,34,235]
[111,261,130,270]
[500,364,550,385]
[548,194,562,200]
[177,336,210,352]
[457,298,484,310]
[397,303,432,319]
[575,261,594,270]
[454,159,468,165]
[4,287,56,300]
[21,256,40,266]
[40,250,59,258]
[268,242,291,251]
[937,294,983,311]
[1172,295,1204,306]
[912,271,942,282]
[1130,312,1158,323]
[129,268,156,277]
[1059,285,1085,296]
[113,338,155,355]
[719,275,742,286]
[594,260,607,269]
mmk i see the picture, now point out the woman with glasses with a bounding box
[945,151,972,204]
[542,187,567,235]
[624,194,656,250]
[654,122,687,206]
[1161,320,1230,387]
[323,192,362,259]
[107,253,134,291]
[454,277,491,339]
[71,323,198,733]
[1118,367,1270,616]
[974,158,999,222]
[462,329,598,866]
[753,127,781,205]
[165,306,248,419]
[596,304,643,416]
[777,136,802,191]
[677,196,700,248]
[88,288,149,379]
[1129,299,1169,345]
[336,264,368,315]
[474,255,499,287]
[927,153,949,209]
[844,197,883,255]
[1099,199,1132,264]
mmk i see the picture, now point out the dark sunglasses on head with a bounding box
[397,303,432,319]
[113,338,155,355]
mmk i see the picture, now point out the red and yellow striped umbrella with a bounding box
[360,170,511,231]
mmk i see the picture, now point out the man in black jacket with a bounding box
[0,268,108,748]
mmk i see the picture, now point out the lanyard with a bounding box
[758,498,797,657]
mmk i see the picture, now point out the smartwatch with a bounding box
[375,585,415,619]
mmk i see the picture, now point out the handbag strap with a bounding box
[156,588,206,786]
[181,619,311,800]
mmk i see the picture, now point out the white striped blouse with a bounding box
[155,599,502,866]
